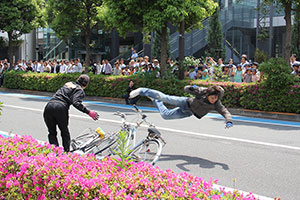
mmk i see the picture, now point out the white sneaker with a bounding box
[147,96,154,101]
[129,88,141,99]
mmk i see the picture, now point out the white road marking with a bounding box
[4,104,300,152]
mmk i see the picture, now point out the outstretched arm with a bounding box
[72,89,99,120]
[215,101,232,124]
[184,85,206,97]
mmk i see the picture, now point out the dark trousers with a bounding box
[0,73,4,86]
[43,102,70,152]
[124,94,139,105]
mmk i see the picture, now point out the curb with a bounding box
[1,87,299,122]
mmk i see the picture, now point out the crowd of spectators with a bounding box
[185,55,262,83]
[0,50,299,87]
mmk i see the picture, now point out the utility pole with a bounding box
[269,2,274,57]
[256,0,260,49]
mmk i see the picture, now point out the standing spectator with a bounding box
[243,68,252,83]
[143,56,150,66]
[188,66,197,80]
[152,59,160,69]
[77,58,83,72]
[15,63,25,71]
[223,65,230,76]
[201,65,209,81]
[124,80,139,105]
[131,48,138,60]
[33,60,38,72]
[290,54,299,71]
[43,61,51,73]
[113,62,122,75]
[59,60,66,73]
[252,69,260,82]
[72,59,82,73]
[122,66,130,76]
[103,59,112,75]
[251,62,260,76]
[291,62,300,77]
[218,58,225,68]
[229,65,235,82]
[21,60,27,70]
[26,62,33,72]
[233,64,243,83]
[38,61,44,73]
[0,63,8,87]
[52,60,60,73]
[240,54,249,70]
[120,58,126,69]
[95,61,102,75]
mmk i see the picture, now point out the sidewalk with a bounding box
[1,87,300,122]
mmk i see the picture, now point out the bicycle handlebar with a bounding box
[114,105,152,127]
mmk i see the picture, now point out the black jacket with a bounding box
[126,85,137,95]
[49,82,90,114]
[185,85,232,122]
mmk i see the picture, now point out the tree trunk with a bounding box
[8,31,14,70]
[85,27,91,73]
[178,20,185,80]
[160,22,168,77]
[284,1,292,63]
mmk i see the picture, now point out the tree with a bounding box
[103,0,217,77]
[291,3,300,58]
[0,0,45,68]
[152,28,171,60]
[46,0,102,68]
[206,8,226,61]
[263,0,299,63]
[177,0,218,80]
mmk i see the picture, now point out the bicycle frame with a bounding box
[116,105,164,153]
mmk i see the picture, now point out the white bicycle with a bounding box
[70,105,166,165]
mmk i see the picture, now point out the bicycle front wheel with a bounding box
[85,132,119,157]
[129,139,162,165]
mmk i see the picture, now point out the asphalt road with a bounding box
[0,92,300,199]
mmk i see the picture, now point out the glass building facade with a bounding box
[35,0,289,63]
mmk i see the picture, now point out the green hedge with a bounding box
[3,71,300,113]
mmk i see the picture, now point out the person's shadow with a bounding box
[159,154,229,172]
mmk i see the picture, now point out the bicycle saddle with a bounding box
[148,127,161,137]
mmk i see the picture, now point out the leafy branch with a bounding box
[112,130,133,170]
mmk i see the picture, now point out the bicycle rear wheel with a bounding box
[70,128,99,152]
[84,132,119,157]
[129,139,162,165]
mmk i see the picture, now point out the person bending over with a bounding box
[43,74,99,152]
[129,85,232,128]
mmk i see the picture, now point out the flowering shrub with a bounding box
[3,71,300,113]
[0,135,258,199]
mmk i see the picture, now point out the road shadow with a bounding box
[211,117,300,131]
[159,153,229,172]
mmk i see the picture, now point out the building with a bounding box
[1,0,294,63]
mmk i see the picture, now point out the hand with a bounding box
[225,122,233,129]
[88,110,99,121]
